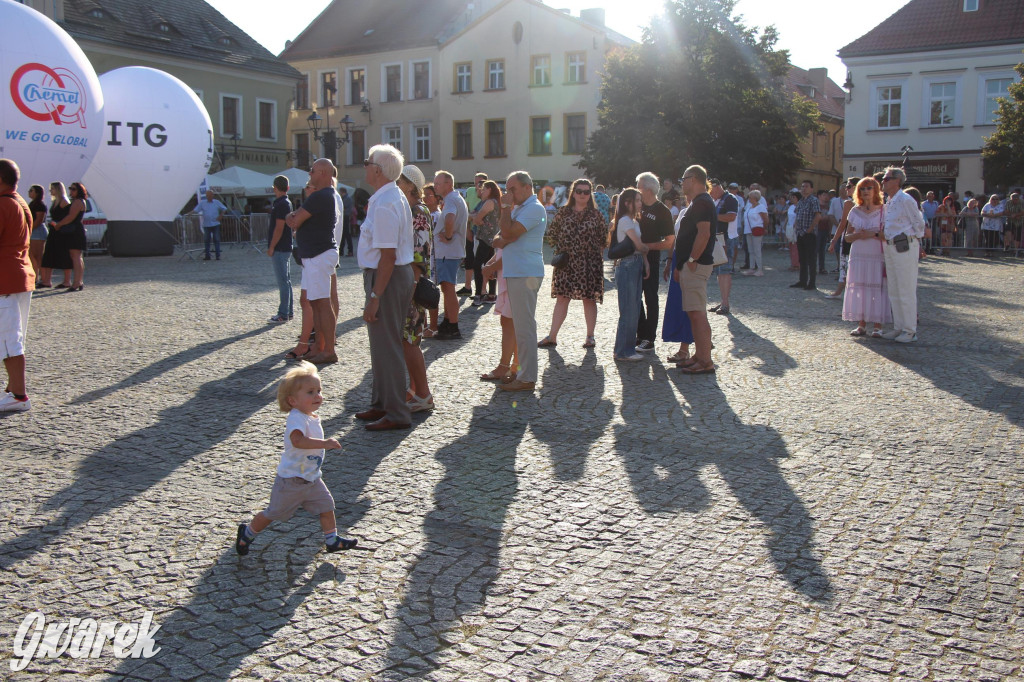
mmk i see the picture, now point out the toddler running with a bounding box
[236,361,356,555]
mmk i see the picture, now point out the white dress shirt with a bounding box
[884,189,927,240]
[357,182,414,269]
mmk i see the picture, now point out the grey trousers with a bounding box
[505,275,543,382]
[363,264,414,423]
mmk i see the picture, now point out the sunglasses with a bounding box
[882,176,895,181]
[362,159,380,167]
[574,188,591,195]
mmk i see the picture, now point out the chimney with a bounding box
[580,8,606,26]
[807,67,828,93]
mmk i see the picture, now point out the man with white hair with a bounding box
[495,171,546,391]
[286,158,339,363]
[879,166,926,343]
[354,144,416,430]
[634,171,675,353]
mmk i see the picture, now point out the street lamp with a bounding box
[361,98,373,124]
[306,105,355,164]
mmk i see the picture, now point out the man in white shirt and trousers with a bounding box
[879,167,926,343]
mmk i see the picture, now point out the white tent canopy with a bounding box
[206,166,276,196]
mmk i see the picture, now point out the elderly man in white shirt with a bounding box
[879,167,926,343]
[354,144,416,431]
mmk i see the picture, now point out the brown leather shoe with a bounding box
[365,418,410,431]
[355,408,386,421]
[308,353,338,364]
[499,379,535,392]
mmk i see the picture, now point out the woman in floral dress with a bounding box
[398,165,434,413]
[538,178,607,349]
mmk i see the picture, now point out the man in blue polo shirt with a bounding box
[196,190,226,260]
[494,171,546,392]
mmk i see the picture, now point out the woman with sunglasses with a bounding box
[842,177,891,337]
[46,181,87,291]
[610,188,649,361]
[539,178,607,349]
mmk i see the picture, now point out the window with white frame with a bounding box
[257,99,277,140]
[487,60,505,90]
[411,123,431,162]
[320,71,337,107]
[411,61,430,100]
[963,0,978,11]
[567,52,586,83]
[532,55,551,86]
[927,82,956,126]
[220,94,241,138]
[383,125,401,151]
[874,84,903,129]
[455,63,471,93]
[347,67,365,105]
[982,76,1013,124]
[383,64,402,102]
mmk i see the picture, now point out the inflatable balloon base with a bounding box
[106,221,175,257]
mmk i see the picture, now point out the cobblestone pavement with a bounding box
[1,246,1022,681]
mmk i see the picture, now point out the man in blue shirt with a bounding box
[196,190,226,260]
[494,171,546,392]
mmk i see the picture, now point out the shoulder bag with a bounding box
[413,275,440,310]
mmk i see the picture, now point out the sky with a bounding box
[207,0,915,86]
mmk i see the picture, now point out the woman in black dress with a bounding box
[48,181,87,291]
[27,185,48,286]
[39,182,72,288]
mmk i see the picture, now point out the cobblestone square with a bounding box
[1,247,1021,680]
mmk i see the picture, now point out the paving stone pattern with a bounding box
[1,248,1022,681]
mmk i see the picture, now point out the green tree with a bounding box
[982,62,1024,190]
[577,0,819,187]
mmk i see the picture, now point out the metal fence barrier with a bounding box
[176,213,271,260]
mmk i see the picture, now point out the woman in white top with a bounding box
[610,188,649,361]
[742,189,769,276]
[842,177,891,336]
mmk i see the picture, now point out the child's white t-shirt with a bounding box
[277,409,325,481]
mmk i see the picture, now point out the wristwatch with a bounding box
[687,256,696,263]
[369,291,379,300]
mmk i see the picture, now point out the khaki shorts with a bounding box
[262,475,336,521]
[680,263,713,312]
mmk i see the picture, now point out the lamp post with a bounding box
[361,98,373,124]
[306,105,355,166]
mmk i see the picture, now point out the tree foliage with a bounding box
[577,0,820,187]
[982,62,1024,190]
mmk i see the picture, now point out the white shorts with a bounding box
[300,248,339,301]
[0,292,31,359]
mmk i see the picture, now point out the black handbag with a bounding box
[292,246,302,267]
[413,276,440,309]
[606,235,636,260]
[550,252,568,268]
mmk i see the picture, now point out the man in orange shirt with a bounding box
[0,159,34,412]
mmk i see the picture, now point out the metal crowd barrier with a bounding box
[176,213,272,260]
[922,216,1024,256]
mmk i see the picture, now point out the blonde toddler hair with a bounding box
[277,361,320,412]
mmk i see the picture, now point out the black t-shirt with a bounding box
[269,195,292,252]
[714,193,738,236]
[639,199,674,244]
[296,187,337,259]
[674,192,717,267]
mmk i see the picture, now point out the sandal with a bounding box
[679,361,716,375]
[480,364,511,381]
[583,336,596,348]
[850,327,867,337]
[538,336,557,348]
[870,328,883,338]
[667,350,690,363]
[286,341,311,360]
[676,357,700,369]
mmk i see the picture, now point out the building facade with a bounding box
[839,0,1024,197]
[24,0,301,174]
[786,66,846,191]
[281,0,632,189]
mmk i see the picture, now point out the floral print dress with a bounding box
[403,203,433,345]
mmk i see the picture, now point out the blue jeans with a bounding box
[614,253,644,358]
[204,224,221,258]
[271,250,293,317]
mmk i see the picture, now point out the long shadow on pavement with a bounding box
[377,403,526,679]
[0,353,281,570]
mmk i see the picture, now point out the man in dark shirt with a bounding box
[790,179,822,290]
[635,172,675,353]
[673,164,717,374]
[267,175,293,323]
[286,158,339,364]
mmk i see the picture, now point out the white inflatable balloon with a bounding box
[0,0,104,188]
[83,66,213,221]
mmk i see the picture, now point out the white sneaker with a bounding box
[407,393,434,412]
[0,393,30,412]
[879,329,901,340]
[894,332,918,343]
[617,353,645,362]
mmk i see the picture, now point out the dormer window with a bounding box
[218,36,232,46]
[90,9,104,18]
[964,0,978,11]
[158,23,171,33]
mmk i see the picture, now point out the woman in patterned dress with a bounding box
[538,178,607,349]
[398,165,434,413]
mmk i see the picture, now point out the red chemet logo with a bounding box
[10,62,88,128]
